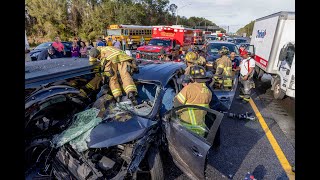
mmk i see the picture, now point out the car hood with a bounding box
[88,115,156,148]
[137,45,169,53]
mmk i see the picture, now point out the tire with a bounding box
[147,147,164,180]
[273,78,285,99]
[257,68,264,80]
[253,66,260,79]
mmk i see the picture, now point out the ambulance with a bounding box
[136,25,194,61]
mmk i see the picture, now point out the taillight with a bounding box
[136,53,140,59]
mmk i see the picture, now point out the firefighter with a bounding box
[237,50,255,102]
[173,65,212,137]
[213,46,233,88]
[195,48,207,67]
[171,45,180,60]
[88,46,138,104]
[184,51,198,75]
[159,49,170,61]
[215,46,232,76]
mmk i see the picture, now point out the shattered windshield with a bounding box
[130,82,160,117]
[103,81,160,118]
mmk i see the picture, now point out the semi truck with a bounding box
[249,11,295,99]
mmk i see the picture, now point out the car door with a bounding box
[163,105,224,180]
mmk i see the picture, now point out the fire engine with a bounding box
[136,25,194,61]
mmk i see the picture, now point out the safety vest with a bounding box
[176,82,212,136]
[216,55,232,76]
[97,46,132,65]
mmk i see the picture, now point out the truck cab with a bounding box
[136,37,178,60]
[136,25,193,61]
[271,42,295,99]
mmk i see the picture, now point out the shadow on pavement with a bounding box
[206,84,269,179]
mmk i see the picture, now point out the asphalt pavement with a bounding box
[163,75,295,179]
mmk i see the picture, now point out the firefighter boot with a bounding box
[128,92,138,106]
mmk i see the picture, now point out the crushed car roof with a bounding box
[133,62,186,86]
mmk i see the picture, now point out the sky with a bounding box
[169,0,295,33]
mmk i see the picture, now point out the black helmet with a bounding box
[189,65,207,79]
[192,46,199,52]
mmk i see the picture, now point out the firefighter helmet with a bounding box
[219,46,229,55]
[185,52,198,63]
[89,47,101,62]
[189,65,207,79]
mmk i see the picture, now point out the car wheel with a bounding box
[273,78,285,99]
[147,147,164,180]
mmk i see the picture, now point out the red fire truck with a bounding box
[193,29,203,45]
[136,25,194,61]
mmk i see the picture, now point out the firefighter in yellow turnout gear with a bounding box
[184,51,198,75]
[174,65,212,137]
[89,46,138,104]
[214,46,233,88]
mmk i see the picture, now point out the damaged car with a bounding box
[25,58,225,180]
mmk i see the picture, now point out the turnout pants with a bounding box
[239,76,254,99]
[105,61,137,98]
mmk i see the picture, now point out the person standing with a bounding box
[52,36,65,58]
[215,46,232,77]
[237,50,255,102]
[71,42,80,57]
[127,35,134,50]
[173,65,212,137]
[140,36,145,46]
[79,41,88,58]
[113,38,121,49]
[97,37,106,47]
[121,36,126,51]
[230,51,240,70]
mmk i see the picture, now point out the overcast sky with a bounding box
[169,0,295,32]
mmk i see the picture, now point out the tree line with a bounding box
[25,0,225,44]
[236,21,255,37]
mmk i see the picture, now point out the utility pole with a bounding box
[175,3,191,25]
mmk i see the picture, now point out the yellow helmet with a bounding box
[185,52,198,63]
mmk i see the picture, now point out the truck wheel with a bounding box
[257,68,264,80]
[253,66,260,79]
[273,78,285,99]
[147,147,164,180]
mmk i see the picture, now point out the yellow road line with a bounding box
[249,99,295,180]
